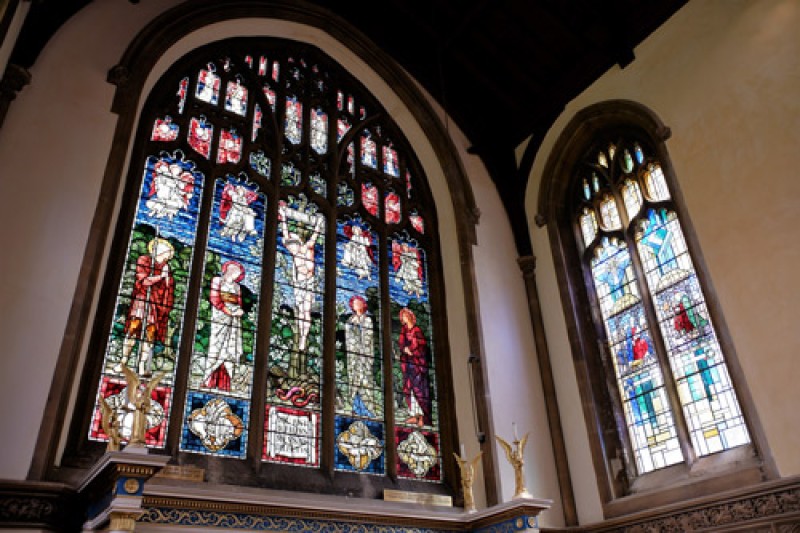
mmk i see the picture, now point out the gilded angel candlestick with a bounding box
[496,426,533,500]
[120,365,166,449]
[453,450,483,513]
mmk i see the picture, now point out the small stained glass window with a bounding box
[573,137,750,475]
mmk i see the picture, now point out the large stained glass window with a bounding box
[576,139,750,475]
[86,38,445,489]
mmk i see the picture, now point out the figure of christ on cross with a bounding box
[278,201,324,378]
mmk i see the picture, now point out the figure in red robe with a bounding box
[116,238,175,376]
[398,307,431,428]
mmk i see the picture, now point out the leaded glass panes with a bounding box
[225,78,248,116]
[579,207,598,248]
[644,163,670,201]
[152,116,179,142]
[310,107,328,155]
[335,217,384,474]
[622,179,643,219]
[188,116,212,159]
[284,96,302,145]
[635,209,750,455]
[91,151,204,448]
[599,194,622,230]
[89,39,446,491]
[390,235,441,481]
[196,64,220,105]
[592,239,681,472]
[576,137,750,476]
[180,176,266,458]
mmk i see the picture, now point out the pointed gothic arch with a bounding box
[537,99,773,516]
[29,1,498,505]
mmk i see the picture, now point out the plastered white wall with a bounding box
[525,0,800,524]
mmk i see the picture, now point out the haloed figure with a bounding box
[204,260,246,391]
[345,295,376,417]
[398,307,431,427]
[116,238,175,377]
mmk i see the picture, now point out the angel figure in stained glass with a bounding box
[145,159,194,220]
[217,129,242,164]
[384,192,401,224]
[203,261,246,392]
[278,201,323,376]
[188,117,213,159]
[392,241,424,298]
[196,65,219,105]
[361,183,378,216]
[219,183,258,242]
[345,295,377,417]
[341,224,374,280]
[115,238,175,377]
[225,79,247,116]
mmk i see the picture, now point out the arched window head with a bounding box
[73,37,451,495]
[539,101,767,511]
[575,136,750,475]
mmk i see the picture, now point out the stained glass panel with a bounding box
[384,191,401,224]
[91,151,204,448]
[188,117,213,159]
[335,218,382,425]
[622,179,643,219]
[644,163,670,201]
[179,176,265,457]
[579,208,598,248]
[335,418,385,474]
[224,79,248,116]
[389,234,439,480]
[383,145,399,177]
[591,238,682,473]
[599,194,622,230]
[217,128,242,165]
[310,107,328,154]
[151,116,179,142]
[361,131,377,168]
[285,96,302,145]
[177,78,188,114]
[636,209,750,455]
[264,195,325,465]
[196,64,220,105]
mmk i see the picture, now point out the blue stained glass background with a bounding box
[333,416,385,474]
[180,391,250,458]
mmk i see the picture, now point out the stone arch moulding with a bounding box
[30,0,499,506]
[535,99,775,515]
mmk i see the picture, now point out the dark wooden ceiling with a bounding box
[10,0,687,254]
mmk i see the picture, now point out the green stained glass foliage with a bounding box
[91,151,204,448]
[335,217,383,423]
[264,195,325,465]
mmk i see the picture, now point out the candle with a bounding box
[513,421,519,441]
[460,443,466,458]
